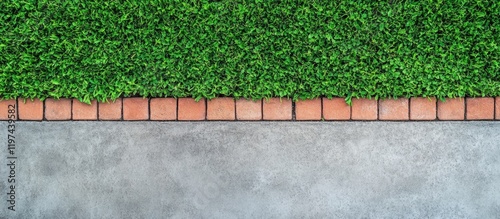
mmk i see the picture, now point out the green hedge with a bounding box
[1,0,499,103]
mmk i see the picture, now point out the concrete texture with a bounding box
[1,122,500,218]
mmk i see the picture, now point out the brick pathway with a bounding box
[2,97,499,121]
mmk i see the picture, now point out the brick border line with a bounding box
[1,97,499,121]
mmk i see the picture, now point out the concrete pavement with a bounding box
[1,122,499,218]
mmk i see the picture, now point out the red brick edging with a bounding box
[1,97,499,121]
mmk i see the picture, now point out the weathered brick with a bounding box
[207,98,235,120]
[437,98,464,120]
[99,98,122,120]
[73,100,97,120]
[323,98,350,120]
[178,98,205,120]
[496,97,500,120]
[45,98,71,120]
[295,98,321,120]
[410,97,436,120]
[263,98,292,120]
[150,98,176,120]
[123,98,149,120]
[466,97,494,120]
[236,99,262,120]
[0,99,17,120]
[379,98,409,120]
[351,98,377,120]
[18,98,44,121]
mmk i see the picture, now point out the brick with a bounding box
[178,98,205,120]
[123,98,149,120]
[236,99,262,120]
[99,98,122,120]
[0,99,16,120]
[45,98,71,120]
[466,97,494,120]
[496,97,500,120]
[437,98,464,120]
[410,97,436,120]
[73,100,97,120]
[207,98,235,120]
[295,98,321,120]
[379,98,409,120]
[351,98,377,120]
[18,98,44,120]
[323,98,350,120]
[263,98,292,120]
[150,98,177,121]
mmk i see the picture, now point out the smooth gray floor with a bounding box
[1,122,499,218]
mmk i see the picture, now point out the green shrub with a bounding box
[1,0,499,104]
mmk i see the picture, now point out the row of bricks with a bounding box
[1,97,499,121]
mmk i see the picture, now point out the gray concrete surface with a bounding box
[1,122,499,218]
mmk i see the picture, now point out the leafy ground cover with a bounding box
[1,0,499,104]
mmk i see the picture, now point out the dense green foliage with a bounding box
[1,0,499,103]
